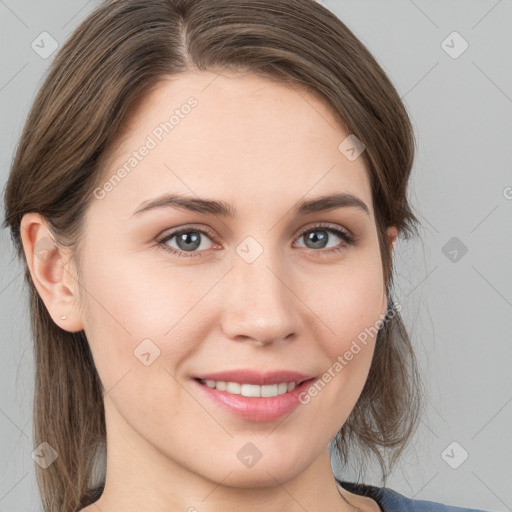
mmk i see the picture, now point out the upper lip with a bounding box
[194,369,315,386]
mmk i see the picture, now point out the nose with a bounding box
[220,255,301,347]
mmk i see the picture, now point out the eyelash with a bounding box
[156,223,355,258]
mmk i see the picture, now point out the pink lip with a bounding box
[191,371,317,422]
[193,369,315,386]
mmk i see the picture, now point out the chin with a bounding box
[202,450,309,488]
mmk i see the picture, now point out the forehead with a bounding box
[92,70,373,221]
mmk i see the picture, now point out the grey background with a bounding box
[0,0,511,510]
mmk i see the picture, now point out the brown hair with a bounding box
[3,0,424,510]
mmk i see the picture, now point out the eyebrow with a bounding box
[132,192,370,218]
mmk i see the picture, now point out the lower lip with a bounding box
[192,378,316,422]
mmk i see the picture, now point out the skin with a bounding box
[21,70,397,512]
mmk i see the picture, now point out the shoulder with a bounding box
[336,479,494,512]
[375,486,493,512]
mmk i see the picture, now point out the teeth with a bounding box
[226,382,241,394]
[200,379,300,397]
[215,380,227,391]
[241,384,261,397]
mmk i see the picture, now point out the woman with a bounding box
[2,1,491,511]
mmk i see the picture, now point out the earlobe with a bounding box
[387,225,398,250]
[19,213,84,332]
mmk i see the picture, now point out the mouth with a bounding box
[191,376,317,422]
[194,377,311,398]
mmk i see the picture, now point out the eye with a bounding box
[157,225,217,258]
[156,223,355,258]
[293,223,354,256]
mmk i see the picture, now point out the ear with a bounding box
[20,212,85,332]
[380,225,399,316]
[387,225,398,250]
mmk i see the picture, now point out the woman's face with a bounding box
[67,71,396,492]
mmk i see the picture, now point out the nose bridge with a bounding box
[221,236,298,343]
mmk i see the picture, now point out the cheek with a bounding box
[308,253,385,349]
[80,231,383,370]
[302,254,385,404]
[77,246,223,393]
[299,264,384,425]
[79,244,194,337]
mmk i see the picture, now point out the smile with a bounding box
[198,379,298,397]
[192,377,317,422]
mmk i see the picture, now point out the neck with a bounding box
[86,399,369,512]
